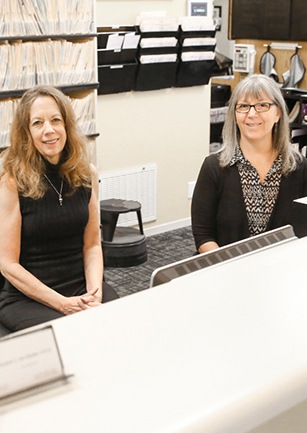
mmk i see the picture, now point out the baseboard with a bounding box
[144,218,191,237]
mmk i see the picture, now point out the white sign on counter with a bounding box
[0,326,70,400]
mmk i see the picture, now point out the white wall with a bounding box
[213,0,234,59]
[96,0,186,25]
[95,0,211,232]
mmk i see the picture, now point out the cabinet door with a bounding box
[230,0,291,40]
[290,0,307,40]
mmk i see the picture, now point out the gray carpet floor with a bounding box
[104,226,196,297]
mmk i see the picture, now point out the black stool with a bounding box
[100,199,147,267]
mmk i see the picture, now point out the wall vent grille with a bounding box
[99,163,157,226]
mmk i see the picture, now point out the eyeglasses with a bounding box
[235,102,276,113]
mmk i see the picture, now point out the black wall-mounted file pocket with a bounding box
[135,27,179,91]
[179,29,216,56]
[135,61,179,91]
[175,26,217,87]
[178,28,216,42]
[176,59,216,87]
[139,30,179,39]
[138,45,179,56]
[97,48,137,65]
[97,26,138,49]
[138,32,178,56]
[179,28,216,54]
[181,44,216,53]
[97,26,140,95]
[97,25,140,66]
[98,62,138,94]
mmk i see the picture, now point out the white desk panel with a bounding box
[1,236,307,433]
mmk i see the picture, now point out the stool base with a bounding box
[102,227,147,268]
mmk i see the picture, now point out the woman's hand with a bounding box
[78,288,102,310]
[60,288,102,315]
[198,241,219,254]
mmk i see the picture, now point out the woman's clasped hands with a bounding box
[61,288,102,315]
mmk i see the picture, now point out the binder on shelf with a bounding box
[98,61,138,94]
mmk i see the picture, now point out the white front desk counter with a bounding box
[1,236,307,433]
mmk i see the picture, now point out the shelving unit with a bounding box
[0,0,98,152]
[209,83,231,153]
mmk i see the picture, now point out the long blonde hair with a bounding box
[220,74,301,174]
[1,86,92,198]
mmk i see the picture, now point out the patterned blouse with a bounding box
[230,147,283,236]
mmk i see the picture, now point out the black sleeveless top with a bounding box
[0,160,91,305]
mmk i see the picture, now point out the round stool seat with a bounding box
[100,198,141,214]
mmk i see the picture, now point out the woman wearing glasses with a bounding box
[192,73,307,253]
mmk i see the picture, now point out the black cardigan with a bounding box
[191,153,307,250]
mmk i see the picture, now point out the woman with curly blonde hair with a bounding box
[0,86,118,332]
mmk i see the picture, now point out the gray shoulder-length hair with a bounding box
[219,73,301,173]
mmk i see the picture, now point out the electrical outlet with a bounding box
[188,181,196,199]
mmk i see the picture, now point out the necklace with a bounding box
[44,174,64,206]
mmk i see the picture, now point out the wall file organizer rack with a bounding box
[97,24,217,94]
